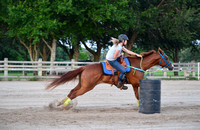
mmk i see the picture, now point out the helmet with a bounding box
[118,34,129,42]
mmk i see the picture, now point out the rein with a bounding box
[127,57,145,73]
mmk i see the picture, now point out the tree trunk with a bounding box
[127,33,138,50]
[82,40,102,62]
[19,38,39,62]
[74,41,79,62]
[42,37,57,75]
[74,35,82,62]
[49,38,56,75]
[50,38,56,62]
[19,38,39,75]
[32,43,39,76]
[173,48,179,76]
[38,43,51,76]
[173,48,179,62]
[58,41,74,60]
[94,41,101,62]
[40,43,50,61]
[93,53,100,62]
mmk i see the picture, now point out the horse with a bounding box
[46,48,173,109]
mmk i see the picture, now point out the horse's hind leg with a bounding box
[61,85,96,109]
[57,83,81,106]
[62,64,102,108]
[68,84,95,100]
[62,78,98,108]
[68,83,81,98]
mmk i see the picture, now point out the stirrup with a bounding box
[117,82,128,90]
[121,85,128,90]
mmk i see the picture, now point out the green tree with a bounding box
[131,0,200,62]
[56,46,69,61]
[60,0,129,61]
[0,38,28,60]
[179,43,200,62]
[5,0,72,62]
[1,0,200,63]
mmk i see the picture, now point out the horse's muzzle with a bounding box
[168,64,174,71]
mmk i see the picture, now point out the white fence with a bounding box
[146,62,200,80]
[0,58,199,80]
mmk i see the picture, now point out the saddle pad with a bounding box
[101,57,131,75]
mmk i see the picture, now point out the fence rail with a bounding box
[0,58,199,80]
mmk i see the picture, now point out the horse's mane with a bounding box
[140,50,156,57]
[127,50,156,59]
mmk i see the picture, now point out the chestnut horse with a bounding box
[46,48,173,108]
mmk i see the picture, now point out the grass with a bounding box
[28,77,39,81]
[0,71,40,81]
[0,71,34,76]
[145,71,198,77]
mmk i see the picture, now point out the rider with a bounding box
[106,34,142,90]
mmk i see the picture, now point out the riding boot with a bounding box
[117,81,128,90]
[117,73,127,90]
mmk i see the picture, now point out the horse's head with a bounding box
[157,48,174,71]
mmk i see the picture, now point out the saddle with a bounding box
[105,59,127,71]
[101,57,131,75]
[101,57,131,85]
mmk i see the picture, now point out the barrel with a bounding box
[139,79,161,114]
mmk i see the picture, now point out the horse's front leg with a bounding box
[128,78,140,107]
[132,86,139,107]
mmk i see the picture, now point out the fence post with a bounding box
[4,58,8,81]
[163,69,167,77]
[198,62,200,80]
[191,61,195,77]
[38,58,42,76]
[22,62,25,76]
[71,59,75,69]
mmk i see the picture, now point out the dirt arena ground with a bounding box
[0,80,199,130]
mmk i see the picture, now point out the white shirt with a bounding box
[106,44,123,61]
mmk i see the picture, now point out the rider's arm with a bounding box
[122,47,142,57]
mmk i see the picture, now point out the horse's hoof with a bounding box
[57,102,62,106]
[137,100,139,107]
[62,99,78,111]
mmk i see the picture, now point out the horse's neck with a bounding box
[142,55,159,71]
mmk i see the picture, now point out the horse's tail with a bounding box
[46,67,85,90]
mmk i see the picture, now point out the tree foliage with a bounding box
[1,0,199,62]
[131,0,200,62]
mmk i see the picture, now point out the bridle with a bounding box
[158,52,172,69]
[127,51,173,77]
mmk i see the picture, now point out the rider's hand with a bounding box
[136,54,142,58]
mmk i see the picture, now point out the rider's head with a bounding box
[118,34,129,46]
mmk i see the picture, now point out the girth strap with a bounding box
[111,70,115,86]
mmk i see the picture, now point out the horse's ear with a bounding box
[158,47,164,54]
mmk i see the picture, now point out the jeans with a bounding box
[107,57,126,83]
